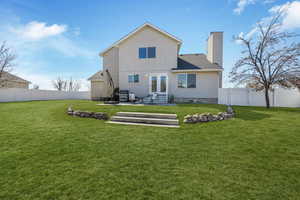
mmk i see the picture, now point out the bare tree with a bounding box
[52,77,67,91]
[105,69,114,97]
[105,69,119,100]
[0,41,16,85]
[67,77,81,91]
[230,13,300,108]
[52,77,82,91]
[32,84,39,90]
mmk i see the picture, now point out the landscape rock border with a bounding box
[67,107,108,120]
[184,106,235,124]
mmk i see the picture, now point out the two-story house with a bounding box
[89,23,223,104]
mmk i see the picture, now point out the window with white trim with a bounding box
[177,73,196,88]
[138,47,156,59]
[128,74,139,83]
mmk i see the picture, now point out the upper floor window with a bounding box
[139,48,147,59]
[148,47,156,58]
[177,73,196,88]
[128,74,139,83]
[138,47,156,59]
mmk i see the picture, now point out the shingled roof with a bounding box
[88,70,104,81]
[173,54,222,71]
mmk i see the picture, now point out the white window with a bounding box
[177,73,196,88]
[138,47,156,59]
[128,74,139,83]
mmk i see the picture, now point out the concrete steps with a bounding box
[107,112,179,128]
[107,121,179,128]
[111,116,179,125]
[116,112,177,119]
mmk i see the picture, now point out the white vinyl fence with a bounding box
[218,88,300,107]
[0,88,91,102]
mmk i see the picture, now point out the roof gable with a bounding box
[99,23,182,56]
[0,72,31,83]
[88,70,104,81]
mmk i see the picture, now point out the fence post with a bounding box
[228,88,232,105]
[273,89,276,107]
[247,88,250,106]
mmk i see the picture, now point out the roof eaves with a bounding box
[99,22,182,57]
[88,70,104,81]
[171,68,223,72]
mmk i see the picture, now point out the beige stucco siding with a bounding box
[207,32,223,67]
[0,81,29,89]
[91,80,108,100]
[97,47,119,98]
[119,72,175,97]
[169,72,219,98]
[118,26,178,97]
[119,71,219,98]
[103,47,119,87]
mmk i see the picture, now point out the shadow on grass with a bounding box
[268,107,300,114]
[232,105,300,120]
[235,109,272,121]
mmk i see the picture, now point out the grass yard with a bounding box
[0,100,300,200]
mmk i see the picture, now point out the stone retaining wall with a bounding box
[67,107,108,120]
[184,106,235,123]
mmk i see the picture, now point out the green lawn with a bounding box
[0,100,300,200]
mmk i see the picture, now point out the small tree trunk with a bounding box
[264,87,270,108]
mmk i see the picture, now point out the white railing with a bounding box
[0,88,91,102]
[218,88,300,108]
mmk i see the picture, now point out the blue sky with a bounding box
[1,0,300,90]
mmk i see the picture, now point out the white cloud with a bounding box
[236,27,258,44]
[47,36,94,58]
[234,0,277,14]
[234,0,256,14]
[0,17,96,91]
[263,0,276,4]
[236,1,300,44]
[1,20,95,58]
[12,21,67,40]
[269,1,300,30]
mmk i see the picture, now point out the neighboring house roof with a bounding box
[99,22,182,56]
[0,72,31,83]
[172,54,223,72]
[88,70,104,81]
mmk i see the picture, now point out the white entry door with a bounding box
[149,73,168,94]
